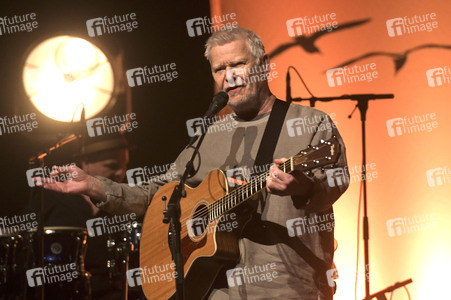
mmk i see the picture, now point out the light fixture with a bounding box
[22,35,114,122]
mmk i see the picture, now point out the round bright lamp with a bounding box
[23,35,114,122]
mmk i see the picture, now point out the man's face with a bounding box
[210,39,265,113]
[81,149,129,183]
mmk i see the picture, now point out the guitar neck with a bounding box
[208,163,284,221]
[207,138,339,221]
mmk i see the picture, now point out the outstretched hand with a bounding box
[33,165,93,196]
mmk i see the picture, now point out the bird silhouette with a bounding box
[326,44,451,73]
[269,18,371,57]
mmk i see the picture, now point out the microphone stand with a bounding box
[27,158,44,300]
[162,117,213,300]
[28,132,82,300]
[363,278,412,300]
[28,106,85,300]
[290,93,395,299]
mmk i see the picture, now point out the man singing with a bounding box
[38,27,349,299]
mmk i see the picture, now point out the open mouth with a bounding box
[226,84,245,94]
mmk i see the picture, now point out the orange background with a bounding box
[210,0,451,299]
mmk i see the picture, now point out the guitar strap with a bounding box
[249,98,290,212]
[246,99,334,296]
[252,98,290,179]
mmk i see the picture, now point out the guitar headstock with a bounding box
[292,136,341,172]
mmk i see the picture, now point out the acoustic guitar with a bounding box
[140,137,340,299]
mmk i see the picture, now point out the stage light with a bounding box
[22,35,114,122]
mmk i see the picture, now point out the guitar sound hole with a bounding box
[189,204,209,238]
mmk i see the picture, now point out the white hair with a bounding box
[204,27,265,64]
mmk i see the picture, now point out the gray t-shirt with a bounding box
[96,102,349,299]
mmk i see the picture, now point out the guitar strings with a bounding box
[179,152,320,227]
[178,168,273,228]
[178,170,271,236]
[178,140,333,227]
[178,158,294,226]
[178,155,328,236]
[178,141,335,236]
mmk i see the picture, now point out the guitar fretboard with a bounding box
[205,138,337,222]
[207,159,290,221]
[208,146,333,221]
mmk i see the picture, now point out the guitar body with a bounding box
[139,138,340,299]
[140,169,254,300]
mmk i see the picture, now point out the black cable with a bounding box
[355,179,364,300]
[60,102,85,140]
[287,65,315,97]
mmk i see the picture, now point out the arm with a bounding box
[266,113,349,212]
[35,165,106,201]
[35,165,151,217]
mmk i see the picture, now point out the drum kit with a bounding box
[0,224,143,299]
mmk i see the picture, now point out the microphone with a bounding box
[286,70,292,103]
[202,91,229,120]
